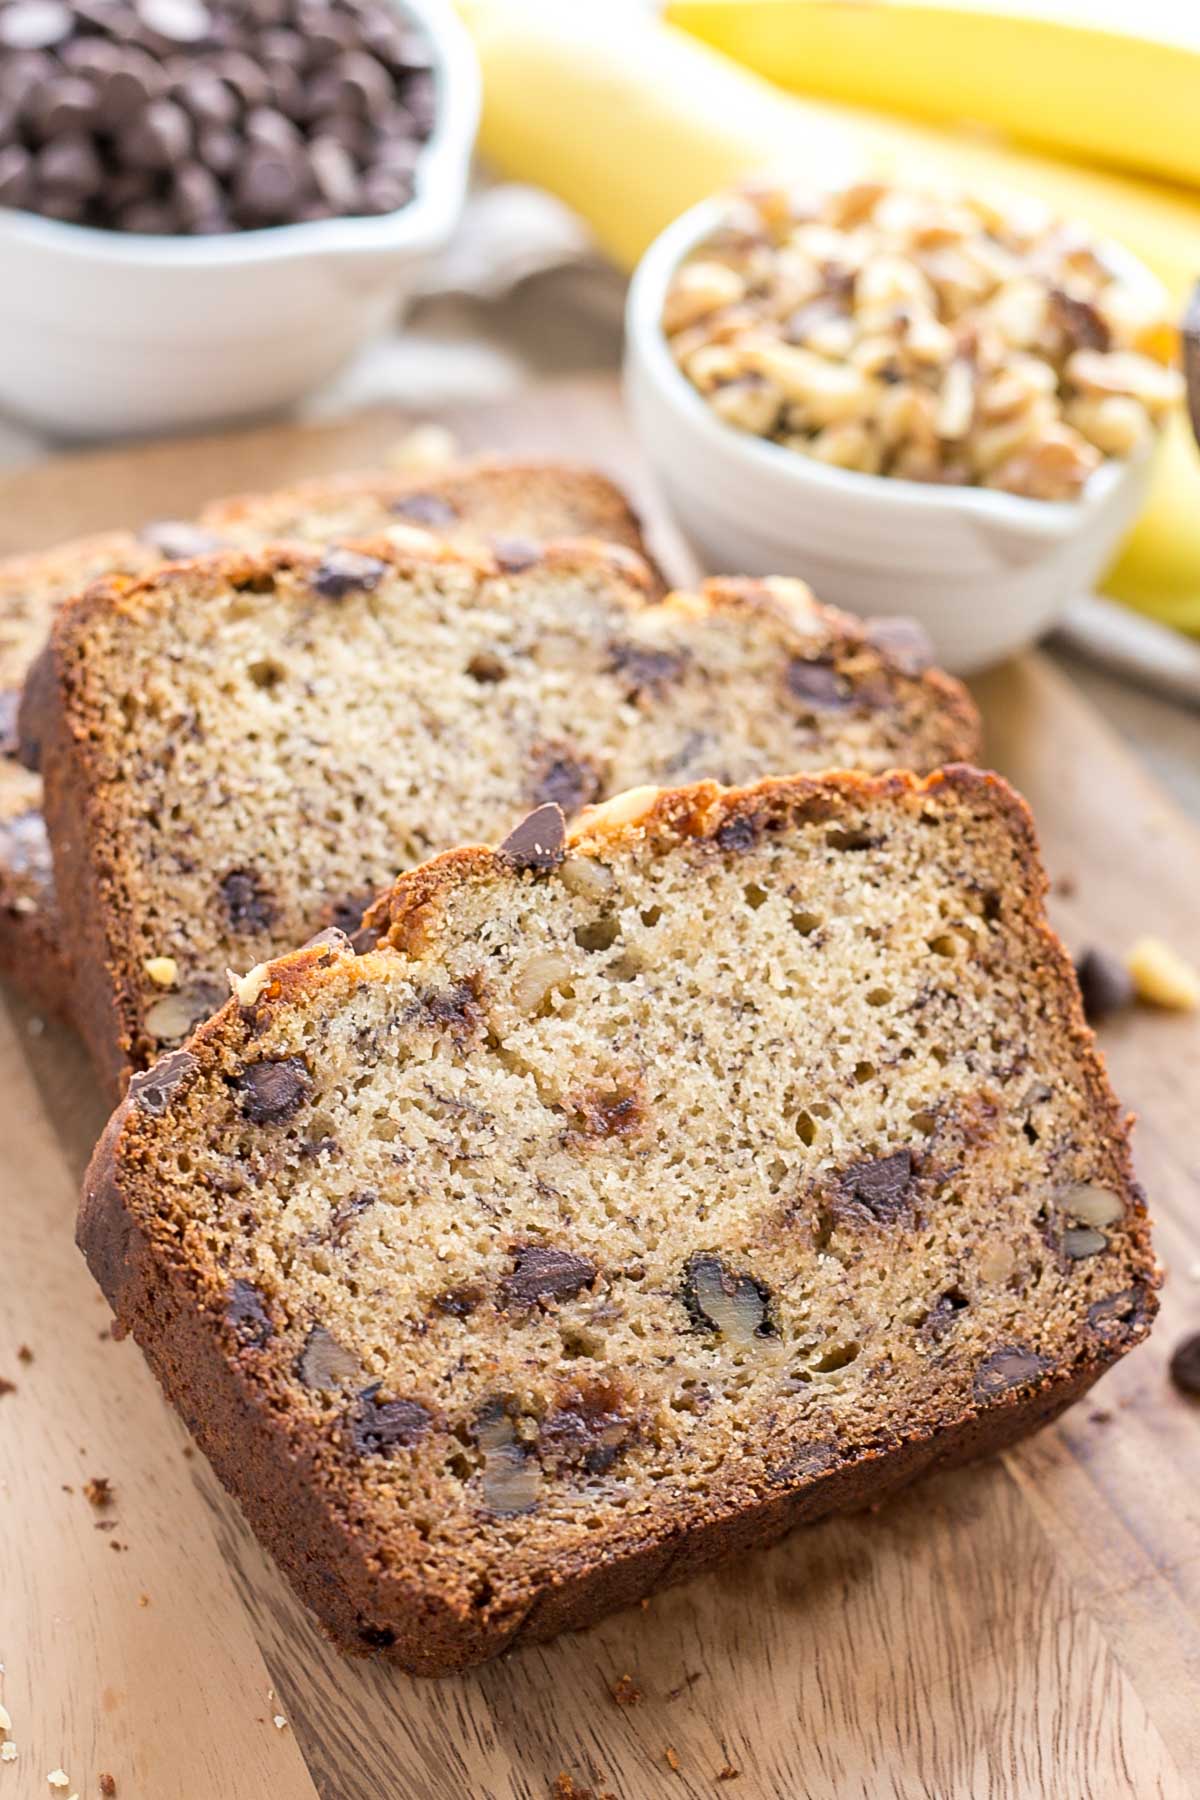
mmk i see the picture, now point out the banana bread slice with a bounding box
[26,539,979,1092]
[0,461,653,1016]
[79,768,1157,1676]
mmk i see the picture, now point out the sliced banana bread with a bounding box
[26,538,979,1091]
[0,460,653,1015]
[79,769,1157,1675]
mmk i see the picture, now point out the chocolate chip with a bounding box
[923,1287,968,1341]
[786,658,847,709]
[128,1047,198,1115]
[539,1382,632,1476]
[499,803,566,871]
[350,1384,431,1456]
[1074,947,1134,1023]
[220,867,274,933]
[38,133,104,196]
[715,814,757,853]
[569,1088,642,1140]
[466,650,507,684]
[608,641,687,699]
[491,536,541,573]
[1087,1286,1151,1343]
[433,1286,483,1319]
[0,144,33,207]
[840,1150,915,1222]
[681,1254,776,1345]
[501,1245,597,1309]
[972,1344,1049,1400]
[529,749,602,816]
[298,1325,360,1391]
[311,547,387,598]
[140,519,225,559]
[237,1055,309,1124]
[390,491,457,527]
[226,1279,272,1348]
[1169,1332,1200,1398]
[863,615,934,677]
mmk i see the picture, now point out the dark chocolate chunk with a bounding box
[499,803,566,871]
[390,491,457,527]
[1074,947,1134,1024]
[1169,1331,1200,1398]
[1087,1286,1152,1344]
[237,1055,309,1124]
[840,1150,915,1222]
[501,1245,597,1309]
[681,1254,776,1343]
[608,641,687,699]
[715,814,757,853]
[226,1279,272,1348]
[863,615,934,677]
[466,650,507,684]
[786,658,847,710]
[350,1384,431,1456]
[539,1382,632,1476]
[491,536,541,573]
[529,750,602,816]
[220,867,275,933]
[128,1047,198,1116]
[298,1325,360,1391]
[311,547,387,598]
[972,1344,1049,1400]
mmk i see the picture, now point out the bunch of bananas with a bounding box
[457,0,1200,632]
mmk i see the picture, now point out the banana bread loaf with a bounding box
[79,768,1158,1675]
[26,538,979,1092]
[0,460,654,1016]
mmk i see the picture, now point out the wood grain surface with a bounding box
[1,381,1198,1800]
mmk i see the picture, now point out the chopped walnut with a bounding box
[662,181,1181,498]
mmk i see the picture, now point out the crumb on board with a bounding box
[138,1594,150,1608]
[610,1673,642,1707]
[99,1776,116,1797]
[16,1345,32,1364]
[717,1765,741,1782]
[665,1746,681,1773]
[0,1378,15,1399]
[84,1477,113,1509]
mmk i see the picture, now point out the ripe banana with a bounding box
[458,0,1200,626]
[666,1,1200,192]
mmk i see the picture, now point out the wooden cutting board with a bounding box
[2,380,1198,1800]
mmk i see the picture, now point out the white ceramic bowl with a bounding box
[625,197,1158,675]
[0,0,479,440]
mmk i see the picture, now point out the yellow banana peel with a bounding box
[666,0,1200,193]
[458,0,1200,628]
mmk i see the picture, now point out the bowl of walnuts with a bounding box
[0,0,479,436]
[626,178,1182,673]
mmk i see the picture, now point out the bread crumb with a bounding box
[1127,937,1200,1010]
[0,1378,15,1398]
[138,1594,150,1608]
[610,1673,642,1707]
[99,1778,116,1797]
[664,1746,681,1773]
[144,956,178,988]
[83,1477,113,1509]
[16,1345,32,1364]
[718,1767,741,1783]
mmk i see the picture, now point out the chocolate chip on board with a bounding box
[1169,1331,1200,1398]
[1074,946,1135,1024]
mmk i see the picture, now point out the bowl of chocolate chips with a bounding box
[0,0,478,435]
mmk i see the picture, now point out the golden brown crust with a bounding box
[79,767,1158,1674]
